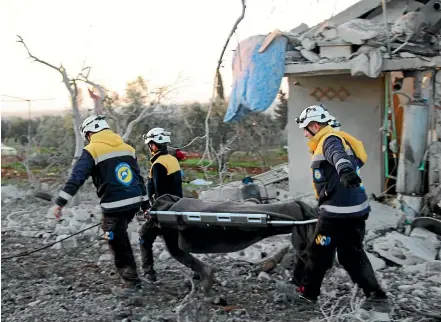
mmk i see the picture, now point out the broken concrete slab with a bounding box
[300,49,320,63]
[337,19,385,45]
[402,260,441,275]
[410,227,441,249]
[319,42,352,59]
[373,231,439,266]
[351,53,370,76]
[322,28,338,41]
[301,38,316,51]
[367,252,386,271]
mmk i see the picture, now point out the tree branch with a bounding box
[201,0,247,165]
[17,35,61,72]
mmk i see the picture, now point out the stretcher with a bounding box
[147,195,318,253]
[149,210,318,228]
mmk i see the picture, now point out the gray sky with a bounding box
[0,0,359,116]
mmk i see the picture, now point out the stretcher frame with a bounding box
[149,210,318,228]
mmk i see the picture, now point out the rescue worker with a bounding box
[292,105,387,305]
[138,127,214,291]
[53,115,148,292]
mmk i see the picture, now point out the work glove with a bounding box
[340,169,361,188]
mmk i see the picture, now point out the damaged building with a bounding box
[217,0,441,221]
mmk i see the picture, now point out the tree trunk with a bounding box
[70,93,84,206]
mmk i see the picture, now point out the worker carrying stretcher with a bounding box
[289,104,388,309]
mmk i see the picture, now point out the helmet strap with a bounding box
[305,125,315,137]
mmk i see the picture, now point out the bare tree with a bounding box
[99,76,183,142]
[17,36,84,165]
[17,36,92,205]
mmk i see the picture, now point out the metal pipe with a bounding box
[396,100,431,194]
[267,219,318,225]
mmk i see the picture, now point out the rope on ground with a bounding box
[2,222,101,260]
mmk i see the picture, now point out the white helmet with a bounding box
[295,104,333,129]
[79,115,109,140]
[328,115,341,130]
[144,127,171,145]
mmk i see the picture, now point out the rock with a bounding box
[258,272,271,280]
[373,232,439,266]
[367,252,386,271]
[159,251,171,261]
[351,53,370,76]
[300,49,320,63]
[51,234,78,250]
[399,52,417,58]
[337,19,384,45]
[301,38,316,51]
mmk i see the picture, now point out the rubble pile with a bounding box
[282,10,440,78]
[1,186,441,321]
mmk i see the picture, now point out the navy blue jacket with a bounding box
[309,126,370,218]
[55,130,147,214]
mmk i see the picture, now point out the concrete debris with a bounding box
[300,37,316,51]
[391,11,426,39]
[285,50,302,61]
[290,23,309,35]
[319,41,352,59]
[300,49,320,63]
[321,28,338,41]
[372,230,440,266]
[350,49,383,78]
[282,10,440,77]
[399,51,417,58]
[337,18,385,45]
[366,252,386,271]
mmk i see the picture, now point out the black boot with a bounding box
[362,290,389,312]
[142,265,157,282]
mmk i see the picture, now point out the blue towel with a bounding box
[224,34,288,123]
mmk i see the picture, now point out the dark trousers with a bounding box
[101,210,139,285]
[301,216,383,299]
[139,220,206,275]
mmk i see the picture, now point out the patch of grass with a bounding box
[1,161,26,171]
